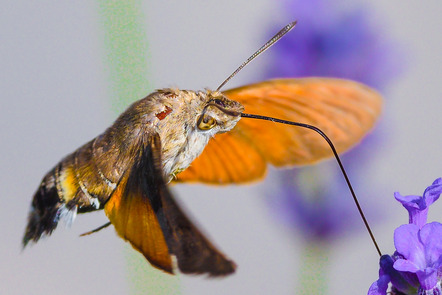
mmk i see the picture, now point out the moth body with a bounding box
[23,88,243,247]
[23,78,382,276]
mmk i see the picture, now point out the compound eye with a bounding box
[197,114,216,130]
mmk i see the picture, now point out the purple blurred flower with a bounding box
[264,0,403,91]
[368,179,442,295]
[269,168,362,242]
[264,0,405,243]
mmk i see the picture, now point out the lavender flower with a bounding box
[394,178,442,228]
[264,0,403,90]
[368,179,442,295]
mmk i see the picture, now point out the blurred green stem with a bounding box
[97,0,151,112]
[297,243,329,295]
[96,1,180,294]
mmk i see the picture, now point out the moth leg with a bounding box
[79,222,112,237]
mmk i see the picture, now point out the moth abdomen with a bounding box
[23,140,114,247]
[22,168,62,247]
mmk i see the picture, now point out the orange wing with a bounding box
[105,133,235,275]
[105,168,173,272]
[176,78,382,184]
[104,135,173,273]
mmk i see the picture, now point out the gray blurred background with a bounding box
[1,1,441,294]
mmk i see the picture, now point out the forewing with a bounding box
[104,134,173,273]
[176,78,382,184]
[105,132,236,276]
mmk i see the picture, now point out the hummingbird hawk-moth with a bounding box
[22,22,382,276]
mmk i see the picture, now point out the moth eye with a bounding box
[213,99,225,107]
[197,114,217,130]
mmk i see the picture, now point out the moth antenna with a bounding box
[216,21,297,92]
[241,112,382,257]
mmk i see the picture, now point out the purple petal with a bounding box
[411,208,429,229]
[419,222,442,268]
[368,274,389,295]
[394,192,429,228]
[394,259,420,272]
[394,224,426,269]
[416,268,439,290]
[368,255,392,295]
[423,178,442,206]
[394,192,423,209]
[394,178,442,228]
[378,255,419,294]
[394,223,442,290]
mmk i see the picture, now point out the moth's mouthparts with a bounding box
[205,103,242,117]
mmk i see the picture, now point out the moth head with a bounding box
[197,90,244,134]
[147,89,243,136]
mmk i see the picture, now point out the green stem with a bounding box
[97,0,152,113]
[96,1,180,294]
[297,243,330,295]
[125,250,181,295]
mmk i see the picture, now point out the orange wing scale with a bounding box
[104,169,173,273]
[104,133,235,276]
[179,131,267,183]
[176,78,382,184]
